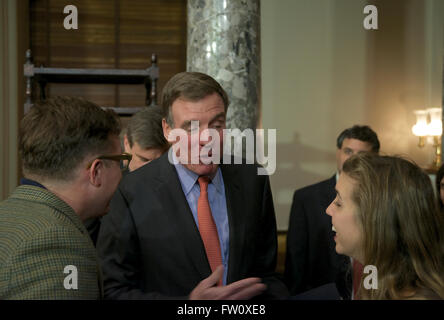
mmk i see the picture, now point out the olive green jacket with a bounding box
[0,185,103,299]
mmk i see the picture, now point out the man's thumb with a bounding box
[207,265,224,286]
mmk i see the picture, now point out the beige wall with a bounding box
[261,0,444,230]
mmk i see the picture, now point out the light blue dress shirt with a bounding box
[173,161,230,285]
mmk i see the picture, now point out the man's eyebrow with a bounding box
[181,119,203,129]
[209,112,225,124]
[180,120,193,129]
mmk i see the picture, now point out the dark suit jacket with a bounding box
[284,175,351,299]
[96,153,288,299]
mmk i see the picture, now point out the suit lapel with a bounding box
[154,155,212,279]
[220,163,246,283]
[97,257,105,298]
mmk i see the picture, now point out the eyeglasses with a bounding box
[87,152,133,171]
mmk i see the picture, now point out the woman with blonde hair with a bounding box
[326,153,444,299]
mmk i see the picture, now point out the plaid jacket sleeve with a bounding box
[1,225,100,300]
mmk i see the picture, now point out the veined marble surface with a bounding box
[187,0,260,131]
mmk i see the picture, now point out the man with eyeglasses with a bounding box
[0,96,128,299]
[85,107,168,246]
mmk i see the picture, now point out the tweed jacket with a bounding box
[0,185,102,299]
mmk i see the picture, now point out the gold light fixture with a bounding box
[412,108,442,170]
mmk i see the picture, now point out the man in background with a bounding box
[285,125,380,299]
[0,96,128,299]
[123,105,169,172]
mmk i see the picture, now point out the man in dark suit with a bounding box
[284,125,380,299]
[97,72,288,299]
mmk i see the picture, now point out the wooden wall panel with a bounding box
[118,0,187,107]
[29,0,187,110]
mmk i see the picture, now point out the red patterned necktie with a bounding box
[197,176,223,285]
[352,259,364,299]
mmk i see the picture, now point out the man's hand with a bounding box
[189,265,267,300]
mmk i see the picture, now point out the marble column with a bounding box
[187,0,260,131]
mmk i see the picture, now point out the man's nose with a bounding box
[198,128,212,145]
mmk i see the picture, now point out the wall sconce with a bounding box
[412,108,442,170]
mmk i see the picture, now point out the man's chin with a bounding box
[186,163,218,177]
